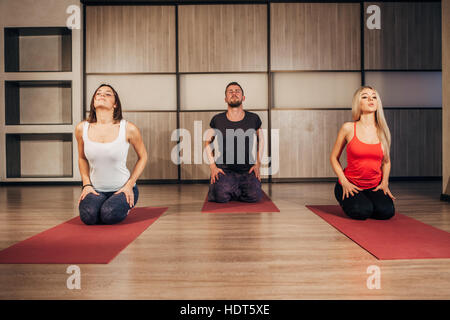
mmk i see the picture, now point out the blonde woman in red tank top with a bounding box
[330,86,395,220]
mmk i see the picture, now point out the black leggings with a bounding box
[334,182,395,220]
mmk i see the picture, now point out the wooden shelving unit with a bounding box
[1,0,83,183]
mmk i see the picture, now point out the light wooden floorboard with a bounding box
[0,181,449,299]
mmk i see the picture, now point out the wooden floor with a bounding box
[0,181,449,300]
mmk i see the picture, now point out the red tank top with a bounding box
[341,122,383,189]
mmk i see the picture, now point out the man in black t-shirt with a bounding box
[205,82,263,203]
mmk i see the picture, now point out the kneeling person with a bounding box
[75,84,148,225]
[206,82,263,203]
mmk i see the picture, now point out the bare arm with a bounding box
[204,128,216,169]
[249,128,264,180]
[75,122,99,204]
[125,122,148,188]
[75,122,91,185]
[205,128,225,184]
[381,159,391,184]
[330,123,351,184]
[113,122,147,207]
[256,128,264,165]
[373,155,395,199]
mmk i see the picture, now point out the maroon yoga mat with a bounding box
[306,205,450,260]
[0,206,167,264]
[202,191,280,213]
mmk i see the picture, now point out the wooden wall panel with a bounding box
[272,72,361,108]
[86,6,176,73]
[180,111,268,180]
[271,3,360,71]
[178,4,267,72]
[271,109,441,179]
[386,109,442,177]
[180,73,268,110]
[365,72,442,107]
[364,2,441,70]
[123,112,178,180]
[271,110,350,178]
[86,74,177,111]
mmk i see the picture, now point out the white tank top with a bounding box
[83,119,131,192]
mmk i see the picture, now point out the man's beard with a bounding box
[228,99,242,108]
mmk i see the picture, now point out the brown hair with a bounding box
[87,84,123,123]
[225,82,244,96]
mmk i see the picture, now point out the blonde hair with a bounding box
[351,86,391,163]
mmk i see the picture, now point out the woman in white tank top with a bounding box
[75,84,148,225]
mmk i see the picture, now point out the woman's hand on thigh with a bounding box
[373,181,396,200]
[78,186,100,205]
[341,180,362,200]
[114,183,135,208]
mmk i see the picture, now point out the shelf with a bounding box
[4,125,75,134]
[5,80,72,125]
[3,72,74,81]
[6,133,73,178]
[4,27,72,72]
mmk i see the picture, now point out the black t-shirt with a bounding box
[209,111,262,173]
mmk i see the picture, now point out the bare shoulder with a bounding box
[341,122,353,133]
[125,121,141,139]
[75,120,86,130]
[75,121,86,137]
[339,121,354,142]
[126,120,139,132]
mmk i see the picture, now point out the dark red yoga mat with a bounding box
[0,206,167,264]
[202,191,280,213]
[306,205,450,260]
